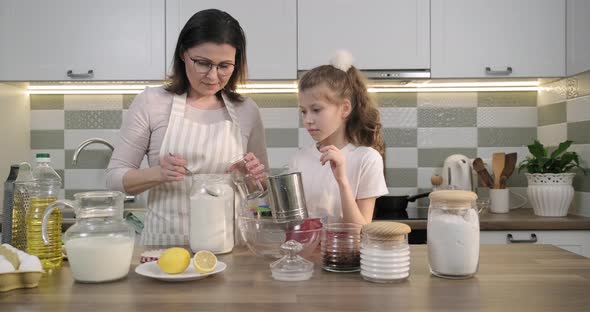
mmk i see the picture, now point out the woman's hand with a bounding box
[160,153,187,182]
[319,145,347,183]
[242,152,266,180]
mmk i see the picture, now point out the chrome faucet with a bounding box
[72,138,114,165]
[71,138,135,203]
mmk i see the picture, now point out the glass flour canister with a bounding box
[361,221,411,283]
[427,190,479,279]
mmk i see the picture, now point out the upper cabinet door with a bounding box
[431,0,565,78]
[297,0,430,70]
[567,0,590,76]
[0,0,165,81]
[166,0,296,80]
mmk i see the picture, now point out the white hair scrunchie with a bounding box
[329,50,354,72]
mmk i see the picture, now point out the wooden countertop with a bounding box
[402,208,590,230]
[2,245,590,311]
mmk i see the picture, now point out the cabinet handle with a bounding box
[67,69,94,78]
[507,233,537,243]
[485,66,513,75]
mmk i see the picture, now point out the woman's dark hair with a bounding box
[165,9,246,102]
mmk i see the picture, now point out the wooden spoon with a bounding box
[492,153,506,189]
[500,153,517,188]
[472,158,494,188]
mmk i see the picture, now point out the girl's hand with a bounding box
[160,153,187,182]
[319,145,347,182]
[242,153,266,180]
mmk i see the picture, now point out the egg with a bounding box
[0,256,15,273]
[19,255,42,272]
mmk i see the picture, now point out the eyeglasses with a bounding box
[189,57,235,76]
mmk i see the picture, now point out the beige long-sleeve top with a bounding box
[106,86,269,192]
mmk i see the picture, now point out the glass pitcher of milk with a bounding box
[41,191,135,283]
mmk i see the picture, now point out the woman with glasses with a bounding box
[107,9,268,246]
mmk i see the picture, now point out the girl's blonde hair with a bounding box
[298,65,384,157]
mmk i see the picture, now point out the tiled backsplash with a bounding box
[537,70,590,216]
[30,89,539,210]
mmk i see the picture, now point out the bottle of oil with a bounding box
[26,153,62,270]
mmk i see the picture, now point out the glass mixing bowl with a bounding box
[238,217,322,259]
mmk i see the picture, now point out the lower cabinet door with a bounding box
[480,230,590,257]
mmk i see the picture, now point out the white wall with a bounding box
[0,83,30,204]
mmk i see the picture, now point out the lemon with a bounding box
[157,247,190,274]
[193,250,217,274]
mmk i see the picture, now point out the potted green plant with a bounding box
[519,140,588,216]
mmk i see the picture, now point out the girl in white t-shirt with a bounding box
[289,51,388,224]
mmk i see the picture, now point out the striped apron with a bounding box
[140,93,243,246]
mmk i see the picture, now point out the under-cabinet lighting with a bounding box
[27,81,541,95]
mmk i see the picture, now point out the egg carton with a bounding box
[0,271,43,292]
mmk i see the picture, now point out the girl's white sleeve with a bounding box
[356,150,389,199]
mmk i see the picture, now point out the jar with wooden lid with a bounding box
[427,190,479,279]
[360,221,411,283]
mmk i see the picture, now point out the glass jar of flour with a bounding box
[189,174,235,254]
[427,190,479,279]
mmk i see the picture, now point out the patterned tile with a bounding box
[385,148,418,168]
[384,168,417,187]
[477,107,537,127]
[571,144,590,168]
[538,80,567,106]
[30,110,64,130]
[249,93,298,108]
[64,94,123,111]
[123,94,136,109]
[538,123,568,147]
[538,102,567,126]
[260,108,299,128]
[375,93,417,107]
[567,77,578,99]
[30,94,64,110]
[65,149,112,169]
[505,172,528,188]
[478,128,536,147]
[31,130,64,149]
[65,111,122,129]
[265,128,299,148]
[568,120,590,144]
[418,148,477,167]
[418,92,477,108]
[418,108,476,127]
[418,128,477,148]
[64,130,119,150]
[566,95,590,123]
[64,169,106,189]
[477,147,531,164]
[417,167,443,188]
[477,91,537,107]
[572,70,590,98]
[383,128,417,147]
[380,108,417,128]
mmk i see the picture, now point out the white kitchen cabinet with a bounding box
[481,230,590,257]
[431,0,565,78]
[567,0,590,76]
[0,0,165,81]
[166,0,296,80]
[297,0,430,71]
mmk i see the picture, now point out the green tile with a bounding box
[538,102,566,126]
[265,128,298,148]
[506,172,528,188]
[568,70,590,99]
[383,128,417,147]
[376,93,417,107]
[249,94,298,108]
[65,149,112,169]
[478,128,537,147]
[30,130,64,149]
[477,91,537,107]
[123,94,136,109]
[385,168,417,187]
[568,121,590,144]
[418,108,476,127]
[418,148,477,167]
[573,170,590,192]
[65,111,122,129]
[30,94,64,110]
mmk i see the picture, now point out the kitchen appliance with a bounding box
[442,154,474,191]
[41,191,135,283]
[372,192,431,220]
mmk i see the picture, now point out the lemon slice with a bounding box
[157,247,190,274]
[193,250,217,274]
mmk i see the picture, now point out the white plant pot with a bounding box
[525,173,576,217]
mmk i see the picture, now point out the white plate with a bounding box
[134,261,227,282]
